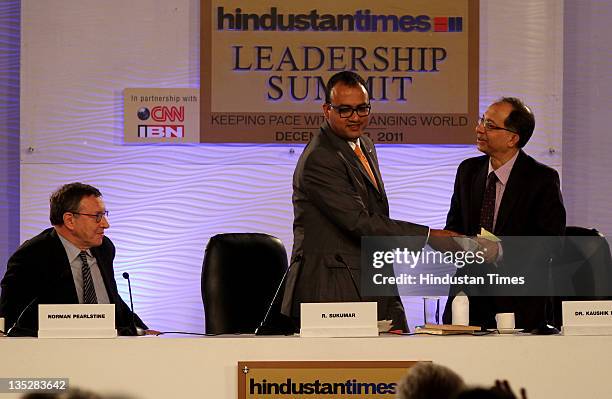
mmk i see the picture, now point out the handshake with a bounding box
[429,228,500,264]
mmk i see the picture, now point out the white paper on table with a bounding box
[377,320,393,333]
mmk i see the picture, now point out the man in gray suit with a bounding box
[281,71,455,332]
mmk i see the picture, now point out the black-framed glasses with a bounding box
[328,103,371,118]
[477,116,517,134]
[70,210,109,223]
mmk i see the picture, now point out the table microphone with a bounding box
[122,272,145,336]
[6,296,39,337]
[255,254,301,335]
[334,254,363,301]
[7,267,71,337]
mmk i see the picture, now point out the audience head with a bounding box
[454,380,527,399]
[455,388,505,399]
[22,388,102,399]
[397,362,466,399]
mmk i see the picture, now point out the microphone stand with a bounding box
[335,254,363,301]
[7,297,39,337]
[122,272,145,336]
[255,255,301,336]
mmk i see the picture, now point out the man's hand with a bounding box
[428,229,463,252]
[430,229,461,238]
[476,237,499,263]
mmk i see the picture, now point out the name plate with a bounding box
[562,300,612,335]
[300,302,378,338]
[38,304,117,338]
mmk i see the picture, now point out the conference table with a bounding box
[1,333,610,399]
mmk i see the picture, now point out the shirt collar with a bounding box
[56,229,92,262]
[488,150,519,186]
[347,138,361,151]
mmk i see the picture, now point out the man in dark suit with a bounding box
[0,182,151,336]
[281,71,455,332]
[442,97,566,330]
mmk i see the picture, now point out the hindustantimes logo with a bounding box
[250,378,397,395]
[137,106,185,138]
[217,7,463,32]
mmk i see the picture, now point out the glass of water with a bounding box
[423,296,440,325]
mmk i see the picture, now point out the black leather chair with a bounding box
[201,233,291,335]
[551,226,612,327]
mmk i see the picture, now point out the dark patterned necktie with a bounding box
[479,171,498,232]
[78,251,98,304]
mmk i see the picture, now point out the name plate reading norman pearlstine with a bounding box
[38,304,117,338]
[562,300,612,336]
[300,302,378,337]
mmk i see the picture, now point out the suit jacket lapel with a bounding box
[91,246,116,304]
[494,150,527,234]
[360,137,384,194]
[49,229,79,303]
[469,160,488,235]
[321,122,380,192]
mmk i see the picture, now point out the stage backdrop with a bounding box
[198,0,479,144]
[20,0,562,333]
[0,0,20,278]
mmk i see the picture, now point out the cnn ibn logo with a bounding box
[137,106,185,138]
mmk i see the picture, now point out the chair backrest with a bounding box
[565,226,602,237]
[202,233,289,334]
[552,226,612,327]
[566,226,612,296]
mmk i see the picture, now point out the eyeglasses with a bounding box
[328,103,371,118]
[70,210,109,223]
[477,116,517,134]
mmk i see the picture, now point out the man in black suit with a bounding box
[281,71,455,332]
[442,97,566,330]
[0,183,151,336]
